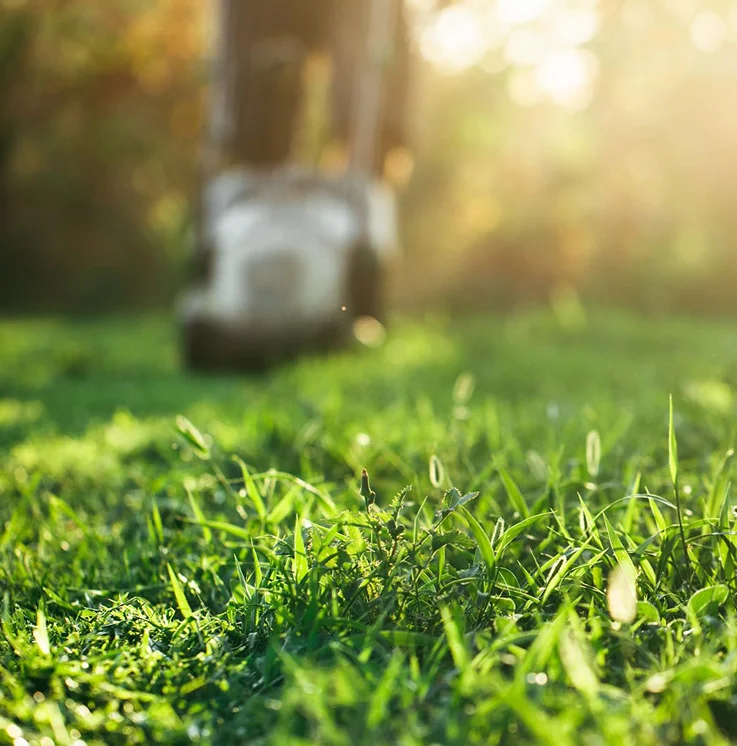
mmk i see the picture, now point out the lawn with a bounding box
[2,311,737,745]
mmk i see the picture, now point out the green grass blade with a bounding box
[187,519,251,541]
[267,484,299,526]
[498,467,530,518]
[440,605,470,671]
[686,584,730,634]
[459,506,496,574]
[234,555,254,601]
[367,654,405,728]
[251,544,263,588]
[648,497,668,535]
[668,395,678,486]
[234,456,267,523]
[176,415,210,459]
[559,626,599,696]
[151,499,164,544]
[668,395,691,581]
[496,512,551,554]
[293,515,309,583]
[167,563,193,619]
[540,536,595,605]
[187,488,212,545]
[33,605,51,656]
[603,514,637,580]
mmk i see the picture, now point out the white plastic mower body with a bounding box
[178,168,397,368]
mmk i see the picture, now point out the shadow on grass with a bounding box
[1,310,736,455]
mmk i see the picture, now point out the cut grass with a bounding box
[2,311,737,745]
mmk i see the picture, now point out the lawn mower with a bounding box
[177,0,403,371]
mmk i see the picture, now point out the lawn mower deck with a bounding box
[178,168,396,371]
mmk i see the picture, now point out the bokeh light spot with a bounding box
[420,5,490,74]
[691,11,727,53]
[353,316,387,348]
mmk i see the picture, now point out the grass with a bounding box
[2,310,737,745]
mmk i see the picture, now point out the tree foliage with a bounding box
[0,0,204,312]
[401,0,737,315]
[3,0,737,314]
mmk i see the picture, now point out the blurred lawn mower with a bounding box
[178,0,404,371]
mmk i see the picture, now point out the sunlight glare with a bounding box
[497,0,550,26]
[665,0,699,21]
[507,69,544,107]
[420,5,490,74]
[504,28,550,66]
[536,48,598,109]
[690,11,727,54]
[406,0,436,11]
[550,8,600,47]
[416,0,602,109]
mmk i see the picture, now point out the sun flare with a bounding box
[416,0,601,107]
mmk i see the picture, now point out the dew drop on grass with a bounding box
[525,672,548,685]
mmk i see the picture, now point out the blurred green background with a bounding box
[2,0,737,316]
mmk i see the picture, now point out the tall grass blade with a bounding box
[167,563,193,619]
[33,605,51,656]
[459,506,495,574]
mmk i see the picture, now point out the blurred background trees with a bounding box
[2,0,737,316]
[0,0,203,312]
